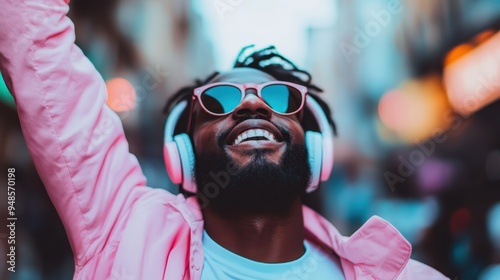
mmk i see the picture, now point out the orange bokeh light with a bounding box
[378,75,450,142]
[444,44,474,66]
[379,90,416,131]
[473,29,495,45]
[444,31,500,116]
[105,78,136,112]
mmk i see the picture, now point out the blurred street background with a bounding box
[1,0,500,279]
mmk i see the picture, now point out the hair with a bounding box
[163,45,337,135]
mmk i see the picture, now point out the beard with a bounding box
[194,130,311,215]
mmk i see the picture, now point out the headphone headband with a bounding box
[164,100,187,142]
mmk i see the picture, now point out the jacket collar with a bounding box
[180,195,411,279]
[302,206,412,279]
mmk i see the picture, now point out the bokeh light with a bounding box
[444,31,500,116]
[378,75,450,142]
[450,207,471,233]
[0,73,15,107]
[444,44,474,66]
[105,77,136,112]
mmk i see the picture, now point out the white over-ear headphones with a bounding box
[164,97,334,193]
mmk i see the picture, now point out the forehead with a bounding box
[210,68,277,84]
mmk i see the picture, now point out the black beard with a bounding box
[194,138,311,216]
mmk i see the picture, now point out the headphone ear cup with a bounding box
[164,141,182,184]
[305,97,334,183]
[174,133,196,193]
[305,131,323,193]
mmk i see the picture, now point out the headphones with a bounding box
[163,96,334,193]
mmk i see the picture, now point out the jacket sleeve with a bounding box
[0,0,148,268]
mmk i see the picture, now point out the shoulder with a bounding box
[397,258,450,280]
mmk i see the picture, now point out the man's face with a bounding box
[192,68,311,214]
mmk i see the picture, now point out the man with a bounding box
[0,0,448,279]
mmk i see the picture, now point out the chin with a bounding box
[194,143,311,215]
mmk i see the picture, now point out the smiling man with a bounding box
[0,0,448,279]
[192,68,312,215]
[161,45,448,279]
[188,66,334,278]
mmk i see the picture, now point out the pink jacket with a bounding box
[0,0,449,279]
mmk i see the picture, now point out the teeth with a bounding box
[263,131,276,142]
[233,128,277,145]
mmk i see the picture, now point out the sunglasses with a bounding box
[187,81,308,131]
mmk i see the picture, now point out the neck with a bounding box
[202,196,305,263]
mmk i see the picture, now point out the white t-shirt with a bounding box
[201,230,345,280]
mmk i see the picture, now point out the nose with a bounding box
[232,89,272,119]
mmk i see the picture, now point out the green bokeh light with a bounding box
[0,73,15,107]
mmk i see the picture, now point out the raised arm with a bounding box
[0,0,147,267]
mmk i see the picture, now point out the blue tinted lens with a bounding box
[201,85,241,114]
[261,84,302,113]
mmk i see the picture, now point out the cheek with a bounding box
[287,121,306,144]
[193,126,214,155]
[191,109,216,153]
[192,120,226,155]
[274,114,305,144]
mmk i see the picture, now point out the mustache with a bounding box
[216,117,292,148]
